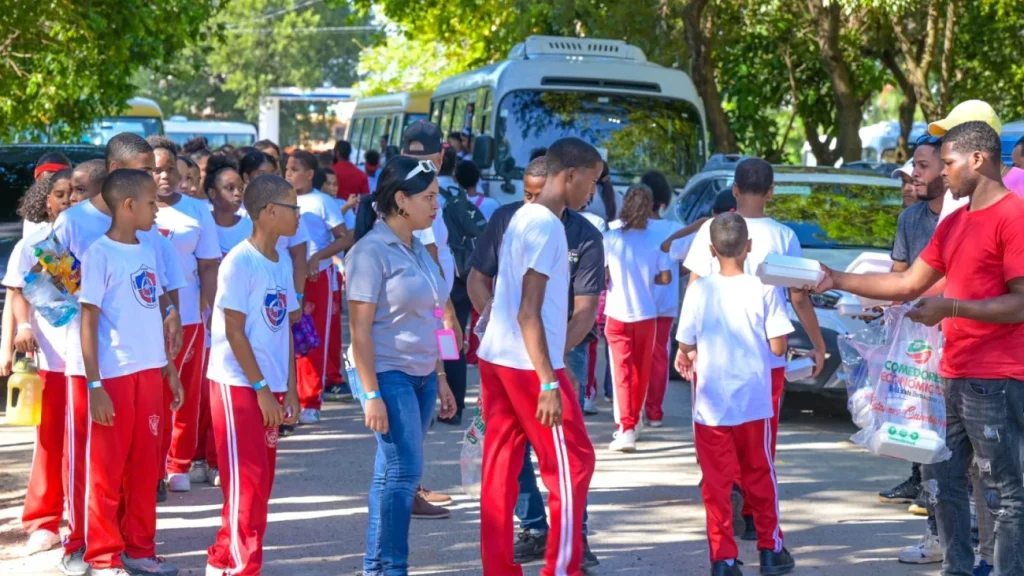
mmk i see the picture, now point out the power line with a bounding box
[224,25,379,34]
[228,0,324,27]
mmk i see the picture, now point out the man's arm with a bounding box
[661,217,709,253]
[908,278,1024,326]
[820,257,944,302]
[467,269,494,314]
[519,269,561,427]
[565,295,598,353]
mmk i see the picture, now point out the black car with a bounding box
[0,144,105,220]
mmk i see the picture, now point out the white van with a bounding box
[165,117,258,148]
[430,36,708,203]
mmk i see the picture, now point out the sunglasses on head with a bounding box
[405,160,437,181]
[916,134,942,146]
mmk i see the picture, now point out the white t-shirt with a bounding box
[156,195,221,325]
[469,194,500,222]
[297,190,346,272]
[78,235,169,379]
[413,193,456,292]
[676,274,794,426]
[23,219,49,239]
[2,227,67,371]
[478,203,569,371]
[648,219,684,317]
[670,232,696,263]
[602,222,672,323]
[219,214,310,258]
[580,212,608,234]
[683,215,800,369]
[207,241,298,393]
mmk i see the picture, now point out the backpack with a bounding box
[353,193,377,244]
[440,186,488,279]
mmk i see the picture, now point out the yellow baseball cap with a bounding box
[928,100,1002,136]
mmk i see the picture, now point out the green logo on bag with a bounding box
[899,429,909,438]
[888,426,898,435]
[910,432,920,441]
[906,340,934,365]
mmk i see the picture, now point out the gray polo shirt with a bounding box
[891,201,939,265]
[345,220,451,377]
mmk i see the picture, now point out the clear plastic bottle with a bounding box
[22,272,79,327]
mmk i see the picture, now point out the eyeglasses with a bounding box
[269,201,300,214]
[405,160,437,181]
[915,134,942,146]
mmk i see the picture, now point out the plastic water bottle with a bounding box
[22,272,79,327]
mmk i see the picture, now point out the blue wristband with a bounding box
[363,390,380,401]
[164,304,177,318]
[88,380,103,390]
[540,382,560,392]
[297,293,304,302]
[252,380,267,391]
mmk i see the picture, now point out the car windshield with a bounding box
[82,117,163,146]
[768,182,901,249]
[495,90,704,187]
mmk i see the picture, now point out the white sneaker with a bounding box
[897,530,943,564]
[205,565,225,576]
[123,554,179,575]
[298,408,321,424]
[583,397,599,415]
[90,569,131,576]
[24,529,61,555]
[209,466,221,487]
[635,417,645,440]
[648,419,664,428]
[188,460,208,483]
[166,472,191,492]
[608,429,637,452]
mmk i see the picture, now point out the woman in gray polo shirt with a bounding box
[345,156,457,576]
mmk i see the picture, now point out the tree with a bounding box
[0,0,218,141]
[683,0,739,154]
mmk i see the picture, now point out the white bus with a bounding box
[430,36,707,202]
[347,91,431,165]
[165,117,259,149]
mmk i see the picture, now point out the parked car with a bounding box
[0,144,105,221]
[666,154,902,405]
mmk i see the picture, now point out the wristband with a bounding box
[88,380,103,390]
[164,304,177,318]
[252,380,267,391]
[540,382,560,392]
[16,323,32,331]
[363,390,381,401]
[297,293,304,302]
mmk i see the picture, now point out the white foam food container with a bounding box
[868,426,947,464]
[836,293,869,317]
[785,357,815,382]
[755,254,825,289]
[844,252,894,307]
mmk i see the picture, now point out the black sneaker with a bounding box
[742,514,757,541]
[279,424,296,438]
[582,535,599,570]
[879,476,920,504]
[711,559,743,576]
[759,548,795,575]
[731,486,745,537]
[908,490,929,516]
[323,383,353,402]
[156,479,168,503]
[513,530,547,564]
[437,411,464,427]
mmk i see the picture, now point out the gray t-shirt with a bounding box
[891,201,939,265]
[345,220,451,377]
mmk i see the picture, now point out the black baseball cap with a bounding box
[402,120,443,155]
[712,189,737,214]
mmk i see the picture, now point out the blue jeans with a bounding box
[363,371,437,576]
[515,342,591,535]
[923,378,1024,576]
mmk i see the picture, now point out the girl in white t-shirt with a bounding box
[603,185,672,452]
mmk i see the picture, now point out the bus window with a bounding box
[370,117,388,156]
[357,117,377,161]
[348,118,364,151]
[437,100,452,134]
[430,103,442,125]
[451,96,468,134]
[479,89,494,136]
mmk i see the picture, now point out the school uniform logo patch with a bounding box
[263,287,288,332]
[149,415,160,436]
[130,266,159,309]
[158,228,173,240]
[265,428,279,448]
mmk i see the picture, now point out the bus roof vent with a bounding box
[508,36,647,62]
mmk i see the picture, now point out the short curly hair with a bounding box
[17,180,50,223]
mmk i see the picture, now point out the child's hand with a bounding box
[164,310,183,358]
[167,369,184,411]
[13,326,36,354]
[283,390,300,425]
[0,347,12,377]
[675,349,697,381]
[90,387,115,426]
[257,387,284,429]
[536,389,563,428]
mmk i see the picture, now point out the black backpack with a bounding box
[353,193,377,244]
[440,186,487,279]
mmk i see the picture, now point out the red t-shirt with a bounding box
[332,160,370,201]
[919,193,1024,380]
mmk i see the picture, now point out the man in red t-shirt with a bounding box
[816,121,1024,574]
[331,140,370,201]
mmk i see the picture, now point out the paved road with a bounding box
[0,365,939,575]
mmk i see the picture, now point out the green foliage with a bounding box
[950,0,1024,121]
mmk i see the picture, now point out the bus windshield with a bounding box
[83,117,163,146]
[495,90,704,186]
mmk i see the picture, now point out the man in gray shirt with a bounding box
[891,140,944,272]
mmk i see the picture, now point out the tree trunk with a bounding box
[806,0,863,164]
[889,0,942,122]
[939,0,957,114]
[683,0,739,154]
[881,50,918,162]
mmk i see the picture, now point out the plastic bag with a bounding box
[32,235,80,296]
[473,299,491,340]
[838,311,897,429]
[22,272,78,327]
[291,313,320,357]
[460,399,485,498]
[850,305,951,464]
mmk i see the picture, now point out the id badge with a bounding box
[436,329,460,360]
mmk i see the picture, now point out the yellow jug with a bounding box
[6,353,43,426]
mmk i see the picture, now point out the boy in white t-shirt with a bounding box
[676,213,795,576]
[205,175,300,575]
[79,169,185,576]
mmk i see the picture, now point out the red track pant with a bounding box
[644,317,675,422]
[207,381,281,576]
[586,338,598,401]
[63,375,89,554]
[296,268,340,410]
[695,418,783,562]
[195,349,218,469]
[84,369,164,569]
[605,317,657,431]
[22,369,66,535]
[161,323,206,476]
[479,361,595,576]
[741,367,785,517]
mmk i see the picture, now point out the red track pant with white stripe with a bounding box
[63,375,89,554]
[479,361,595,576]
[644,317,675,422]
[195,349,218,469]
[296,268,338,410]
[84,369,164,569]
[605,318,657,432]
[22,369,66,535]
[741,366,785,517]
[161,323,206,476]
[207,381,281,576]
[326,268,344,384]
[694,418,784,562]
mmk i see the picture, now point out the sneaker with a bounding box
[411,494,450,519]
[908,491,929,516]
[89,569,131,576]
[897,530,942,564]
[417,485,453,505]
[209,466,221,487]
[730,487,745,538]
[608,429,637,452]
[711,560,743,576]
[24,529,61,555]
[122,554,179,575]
[604,394,613,403]
[582,535,600,570]
[583,397,599,415]
[741,514,757,541]
[759,547,795,575]
[156,479,168,503]
[279,424,296,437]
[436,412,464,426]
[167,472,191,492]
[59,547,89,576]
[879,476,920,504]
[323,383,353,402]
[974,560,994,576]
[513,530,547,564]
[188,460,208,483]
[298,408,321,425]
[648,419,664,428]
[205,565,225,576]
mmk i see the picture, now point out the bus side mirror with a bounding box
[473,135,495,170]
